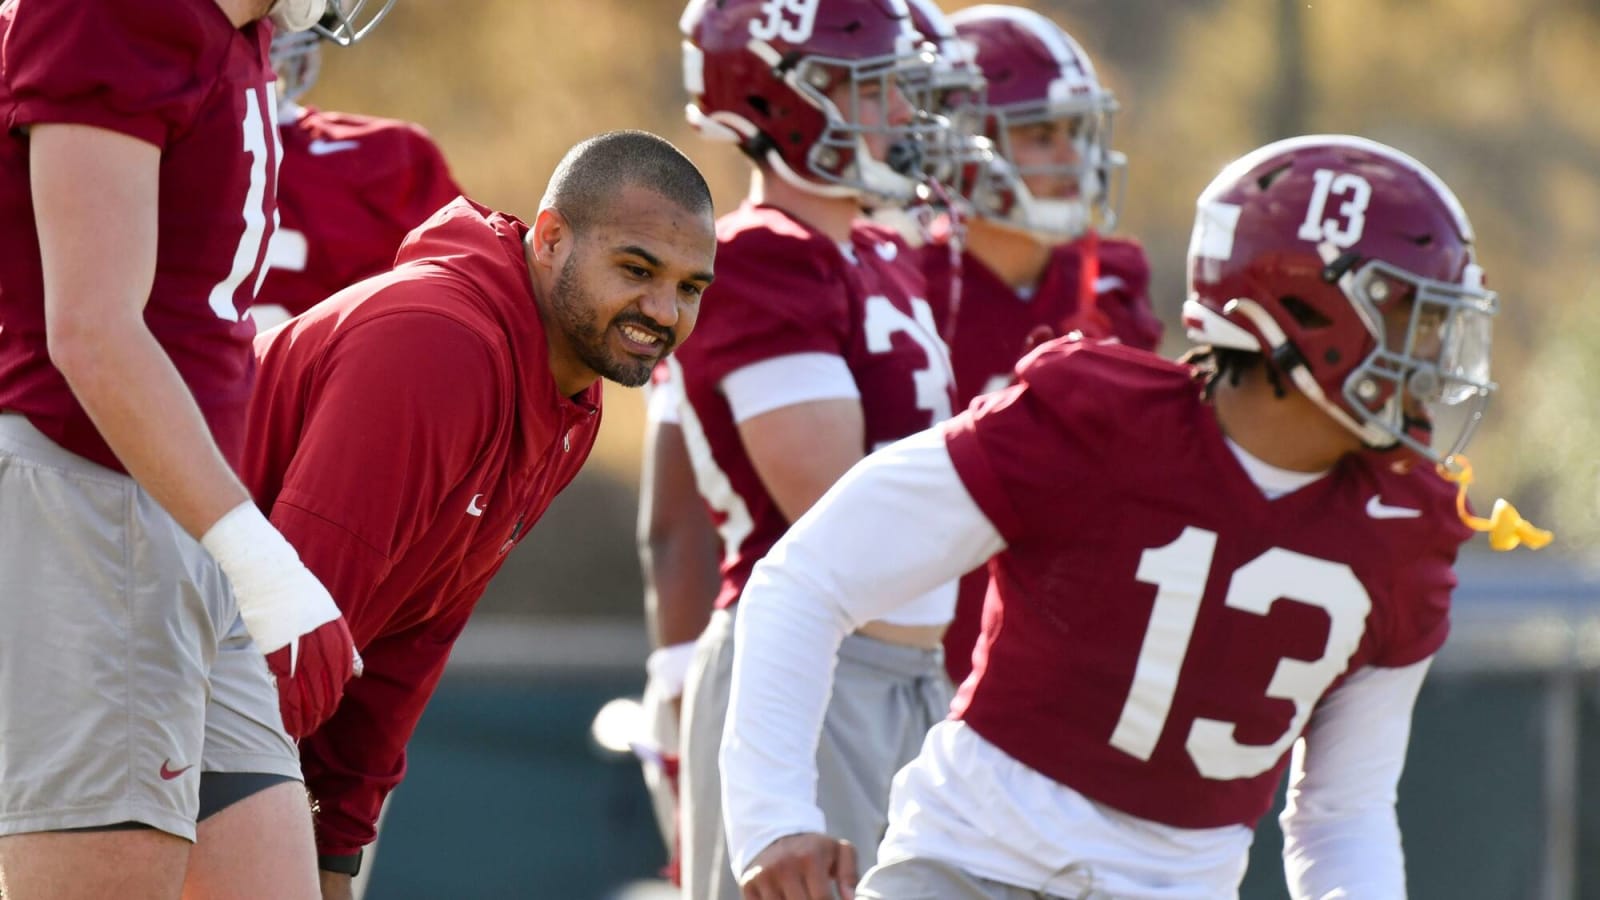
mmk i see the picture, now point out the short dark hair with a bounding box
[541,130,713,233]
[1182,346,1287,400]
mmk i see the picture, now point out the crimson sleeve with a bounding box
[3,0,213,147]
[676,226,848,391]
[942,341,1114,545]
[300,602,474,856]
[1372,533,1460,668]
[392,124,461,228]
[268,306,500,646]
[1095,238,1163,352]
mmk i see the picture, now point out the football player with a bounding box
[0,1,389,897]
[254,28,461,330]
[720,135,1550,900]
[242,131,714,900]
[670,0,962,897]
[633,361,722,884]
[912,4,1166,687]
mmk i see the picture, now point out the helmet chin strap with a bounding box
[270,0,327,32]
[1227,300,1550,552]
[1224,298,1392,447]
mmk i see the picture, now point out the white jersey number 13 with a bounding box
[1109,526,1371,780]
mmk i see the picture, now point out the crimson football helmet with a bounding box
[269,0,396,47]
[1183,135,1499,467]
[903,0,993,196]
[680,0,944,204]
[947,5,1124,241]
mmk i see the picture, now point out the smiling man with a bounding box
[240,129,715,899]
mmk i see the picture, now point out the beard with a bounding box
[551,258,674,389]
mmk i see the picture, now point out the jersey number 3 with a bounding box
[864,295,954,443]
[1109,526,1372,780]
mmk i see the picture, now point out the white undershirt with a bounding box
[722,428,1427,898]
[721,352,860,425]
[645,375,681,426]
[1223,436,1326,499]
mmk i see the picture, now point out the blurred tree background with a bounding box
[310,0,1600,618]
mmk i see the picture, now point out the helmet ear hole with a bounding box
[1256,162,1293,192]
[1280,295,1332,329]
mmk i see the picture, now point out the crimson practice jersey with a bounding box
[925,235,1162,684]
[672,202,955,609]
[244,198,602,856]
[922,235,1161,406]
[0,0,276,472]
[258,106,460,317]
[942,339,1469,828]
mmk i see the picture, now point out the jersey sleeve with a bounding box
[266,302,500,645]
[679,226,849,391]
[2,0,215,147]
[1374,549,1454,667]
[941,340,1116,544]
[1356,464,1469,667]
[382,123,461,234]
[1094,238,1163,352]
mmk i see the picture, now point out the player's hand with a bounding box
[202,501,362,738]
[739,833,858,900]
[265,609,362,738]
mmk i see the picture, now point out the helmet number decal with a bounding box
[1296,168,1372,248]
[749,0,820,44]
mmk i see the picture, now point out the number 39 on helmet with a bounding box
[678,0,942,204]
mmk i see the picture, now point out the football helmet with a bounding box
[680,0,944,204]
[270,0,397,47]
[1182,135,1499,467]
[947,5,1124,241]
[903,0,992,196]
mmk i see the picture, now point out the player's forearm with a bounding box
[721,578,850,876]
[644,527,721,648]
[1281,806,1405,900]
[639,419,720,655]
[1280,661,1430,900]
[50,320,249,536]
[721,431,1004,873]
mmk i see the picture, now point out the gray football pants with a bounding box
[679,608,952,900]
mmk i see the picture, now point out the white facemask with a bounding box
[269,0,328,33]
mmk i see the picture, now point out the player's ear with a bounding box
[528,207,575,271]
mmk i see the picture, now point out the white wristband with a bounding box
[644,641,699,700]
[202,501,341,655]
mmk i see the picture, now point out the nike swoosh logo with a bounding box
[307,139,361,156]
[466,493,487,517]
[1366,496,1422,519]
[159,760,193,781]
